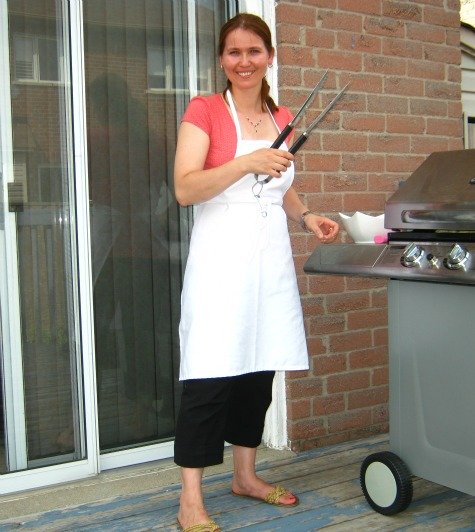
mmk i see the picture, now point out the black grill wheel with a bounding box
[360,451,413,515]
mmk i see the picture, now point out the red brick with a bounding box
[367,95,409,114]
[328,409,372,432]
[343,113,385,133]
[364,16,405,38]
[383,2,422,21]
[347,308,388,330]
[386,154,426,173]
[369,134,410,154]
[318,50,363,72]
[425,80,461,101]
[386,115,425,134]
[306,337,327,357]
[407,22,447,44]
[287,398,312,420]
[326,291,370,313]
[337,33,382,54]
[407,59,446,80]
[423,6,460,28]
[308,314,346,335]
[323,173,368,193]
[287,378,323,399]
[314,353,348,375]
[423,43,461,65]
[349,347,388,369]
[364,54,406,76]
[383,38,423,59]
[313,394,346,416]
[384,77,424,97]
[343,192,387,212]
[426,117,463,137]
[342,154,385,173]
[318,10,363,32]
[329,330,373,354]
[306,192,344,214]
[278,46,316,68]
[411,135,452,154]
[372,367,389,386]
[275,3,317,26]
[348,386,389,409]
[372,404,389,424]
[338,0,381,15]
[308,273,346,294]
[277,24,302,45]
[305,153,341,173]
[322,132,368,152]
[305,28,335,49]
[344,73,383,94]
[290,419,326,441]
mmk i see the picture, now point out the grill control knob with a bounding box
[401,243,424,267]
[444,243,470,270]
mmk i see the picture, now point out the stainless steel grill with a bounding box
[303,148,475,516]
[305,148,475,284]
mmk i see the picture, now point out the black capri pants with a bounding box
[174,371,275,468]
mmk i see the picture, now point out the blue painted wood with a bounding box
[0,437,474,531]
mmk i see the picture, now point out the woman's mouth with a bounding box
[237,71,255,78]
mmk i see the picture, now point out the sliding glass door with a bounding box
[0,0,239,492]
[0,0,92,486]
[83,0,233,459]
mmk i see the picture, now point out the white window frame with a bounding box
[13,33,63,84]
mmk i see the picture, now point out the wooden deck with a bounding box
[0,435,474,531]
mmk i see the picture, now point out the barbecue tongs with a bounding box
[254,71,349,191]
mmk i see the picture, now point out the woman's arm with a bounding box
[174,122,294,206]
[283,186,339,243]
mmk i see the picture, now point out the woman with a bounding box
[173,13,339,531]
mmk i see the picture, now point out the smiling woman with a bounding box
[172,12,339,531]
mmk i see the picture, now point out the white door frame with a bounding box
[0,0,99,494]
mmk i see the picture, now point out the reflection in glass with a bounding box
[84,0,229,452]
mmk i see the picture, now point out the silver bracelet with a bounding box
[300,210,312,230]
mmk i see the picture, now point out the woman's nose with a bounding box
[239,53,251,65]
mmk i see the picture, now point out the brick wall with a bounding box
[275,0,463,451]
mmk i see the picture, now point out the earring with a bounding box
[268,63,273,68]
[220,64,223,69]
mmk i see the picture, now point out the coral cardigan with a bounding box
[181,93,293,169]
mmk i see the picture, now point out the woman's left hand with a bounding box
[304,214,339,243]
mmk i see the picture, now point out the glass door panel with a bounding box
[83,0,231,454]
[1,0,85,472]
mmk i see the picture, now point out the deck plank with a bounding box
[0,435,473,531]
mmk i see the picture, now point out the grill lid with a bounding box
[385,149,475,231]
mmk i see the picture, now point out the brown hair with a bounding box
[219,13,278,113]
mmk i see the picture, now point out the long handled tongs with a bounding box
[258,75,349,186]
[269,69,329,150]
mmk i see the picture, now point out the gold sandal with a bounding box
[232,484,299,507]
[177,518,221,532]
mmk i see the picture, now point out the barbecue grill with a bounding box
[304,148,475,515]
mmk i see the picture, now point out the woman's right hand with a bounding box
[242,148,294,178]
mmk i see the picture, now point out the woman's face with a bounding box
[220,28,273,91]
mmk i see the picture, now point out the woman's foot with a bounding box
[231,476,298,506]
[177,497,211,530]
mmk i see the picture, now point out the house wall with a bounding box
[275,0,463,451]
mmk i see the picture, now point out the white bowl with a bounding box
[338,211,388,244]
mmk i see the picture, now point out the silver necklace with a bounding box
[245,115,262,133]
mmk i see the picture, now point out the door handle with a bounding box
[8,181,26,212]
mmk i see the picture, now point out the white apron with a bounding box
[178,92,309,380]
